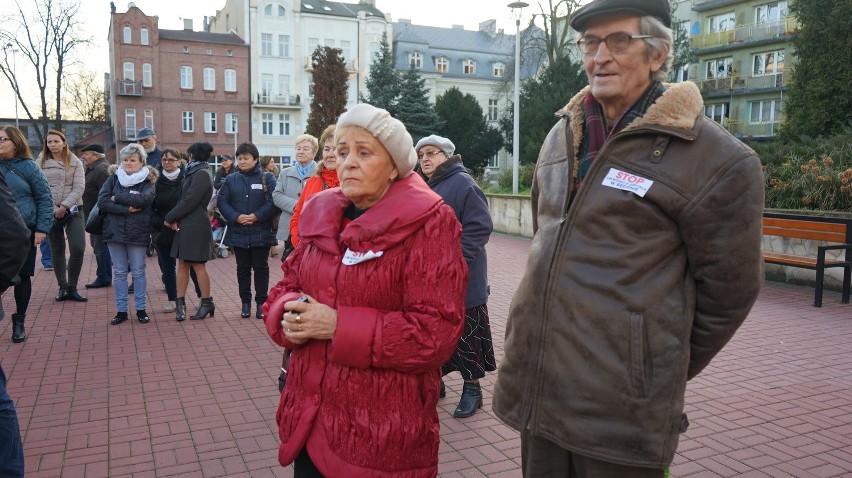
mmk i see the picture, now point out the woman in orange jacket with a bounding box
[288,124,340,247]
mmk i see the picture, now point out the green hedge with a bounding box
[750,126,852,212]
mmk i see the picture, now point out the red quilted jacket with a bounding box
[263,173,467,477]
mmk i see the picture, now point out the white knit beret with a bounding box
[335,104,417,178]
[415,135,456,157]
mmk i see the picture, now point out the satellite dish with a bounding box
[128,2,136,8]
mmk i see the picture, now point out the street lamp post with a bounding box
[4,43,19,128]
[232,113,239,152]
[507,2,527,195]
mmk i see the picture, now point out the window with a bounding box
[324,39,335,48]
[123,26,132,43]
[123,62,135,81]
[755,1,787,24]
[140,28,149,45]
[409,52,422,69]
[142,63,152,87]
[704,103,729,123]
[204,112,217,133]
[369,42,380,59]
[750,99,782,123]
[279,35,290,57]
[278,5,285,16]
[278,114,290,136]
[264,4,272,15]
[708,12,736,33]
[183,46,190,53]
[262,113,273,135]
[279,75,290,97]
[125,109,136,136]
[705,57,733,79]
[182,111,194,132]
[493,62,505,77]
[463,59,476,75]
[264,4,285,16]
[144,109,154,129]
[225,113,237,134]
[180,66,193,89]
[488,99,499,121]
[752,50,785,76]
[487,154,499,168]
[261,74,273,100]
[262,33,273,56]
[673,63,689,83]
[308,38,319,55]
[224,69,236,92]
[206,48,213,55]
[340,41,351,60]
[203,68,216,90]
[436,57,448,73]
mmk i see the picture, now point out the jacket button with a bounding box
[652,150,662,157]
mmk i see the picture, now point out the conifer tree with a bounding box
[435,87,503,176]
[306,46,349,138]
[395,66,443,143]
[363,32,400,114]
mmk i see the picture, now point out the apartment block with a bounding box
[108,5,251,156]
[688,0,795,139]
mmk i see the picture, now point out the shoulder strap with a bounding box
[261,172,270,200]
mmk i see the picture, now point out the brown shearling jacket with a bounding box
[493,81,765,469]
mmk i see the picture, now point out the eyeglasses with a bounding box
[0,137,11,143]
[161,157,177,163]
[576,32,652,55]
[417,150,444,160]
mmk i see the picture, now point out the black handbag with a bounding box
[85,204,105,235]
[280,235,294,263]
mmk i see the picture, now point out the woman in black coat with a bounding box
[217,142,278,319]
[164,142,215,321]
[98,143,158,325]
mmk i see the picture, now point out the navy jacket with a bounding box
[217,164,278,249]
[98,166,158,246]
[422,156,492,308]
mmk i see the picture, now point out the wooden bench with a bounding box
[762,214,851,307]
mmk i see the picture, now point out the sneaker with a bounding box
[163,301,176,312]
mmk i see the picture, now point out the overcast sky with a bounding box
[1,0,540,118]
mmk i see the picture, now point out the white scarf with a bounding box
[162,168,181,181]
[117,165,149,187]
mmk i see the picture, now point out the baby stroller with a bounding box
[211,211,229,258]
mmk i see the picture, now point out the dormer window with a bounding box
[436,57,448,73]
[264,3,286,16]
[493,62,505,77]
[463,59,476,75]
[409,52,422,69]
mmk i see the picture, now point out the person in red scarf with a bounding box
[288,124,340,248]
[263,103,467,477]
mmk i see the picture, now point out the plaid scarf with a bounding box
[574,81,666,193]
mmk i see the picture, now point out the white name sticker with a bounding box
[342,248,384,265]
[601,168,653,197]
[251,183,263,190]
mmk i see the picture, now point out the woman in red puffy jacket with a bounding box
[288,124,340,248]
[263,104,468,478]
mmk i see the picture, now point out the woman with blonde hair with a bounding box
[40,129,87,302]
[288,124,340,248]
[272,134,318,257]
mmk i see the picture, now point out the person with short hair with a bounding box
[263,104,467,477]
[40,129,87,302]
[272,134,318,256]
[213,153,236,190]
[80,144,112,289]
[493,0,766,475]
[217,142,278,319]
[288,124,340,248]
[134,127,162,168]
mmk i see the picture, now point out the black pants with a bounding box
[521,429,665,478]
[233,247,269,303]
[294,447,324,478]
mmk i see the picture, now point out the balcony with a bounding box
[722,119,779,138]
[696,72,787,95]
[118,126,137,141]
[304,57,358,72]
[253,93,302,108]
[691,16,798,50]
[116,80,143,96]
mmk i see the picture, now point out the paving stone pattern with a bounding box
[0,234,850,477]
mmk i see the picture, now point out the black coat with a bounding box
[98,166,158,247]
[83,158,110,216]
[0,170,31,292]
[165,162,213,262]
[150,166,185,246]
[423,156,492,308]
[217,164,278,249]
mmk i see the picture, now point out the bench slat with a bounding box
[763,251,848,268]
[763,217,848,243]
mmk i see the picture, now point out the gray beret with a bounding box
[415,135,455,157]
[569,0,672,31]
[335,104,417,178]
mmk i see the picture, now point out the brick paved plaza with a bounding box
[1,234,851,477]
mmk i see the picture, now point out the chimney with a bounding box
[452,24,464,30]
[183,18,193,31]
[203,16,209,32]
[359,0,376,5]
[398,18,411,24]
[479,19,496,36]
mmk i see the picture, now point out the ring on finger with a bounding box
[295,314,301,323]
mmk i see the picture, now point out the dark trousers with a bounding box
[294,448,324,478]
[0,364,24,477]
[234,247,269,303]
[156,243,201,300]
[47,213,86,289]
[90,233,112,284]
[521,429,665,478]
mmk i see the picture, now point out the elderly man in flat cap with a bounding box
[134,127,162,168]
[493,0,765,476]
[80,144,112,289]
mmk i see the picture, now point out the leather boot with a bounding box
[65,287,88,302]
[11,314,26,343]
[111,311,128,325]
[175,297,186,322]
[440,380,446,399]
[241,302,251,318]
[190,297,215,320]
[55,285,68,301]
[136,309,150,323]
[453,381,483,418]
[255,301,265,320]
